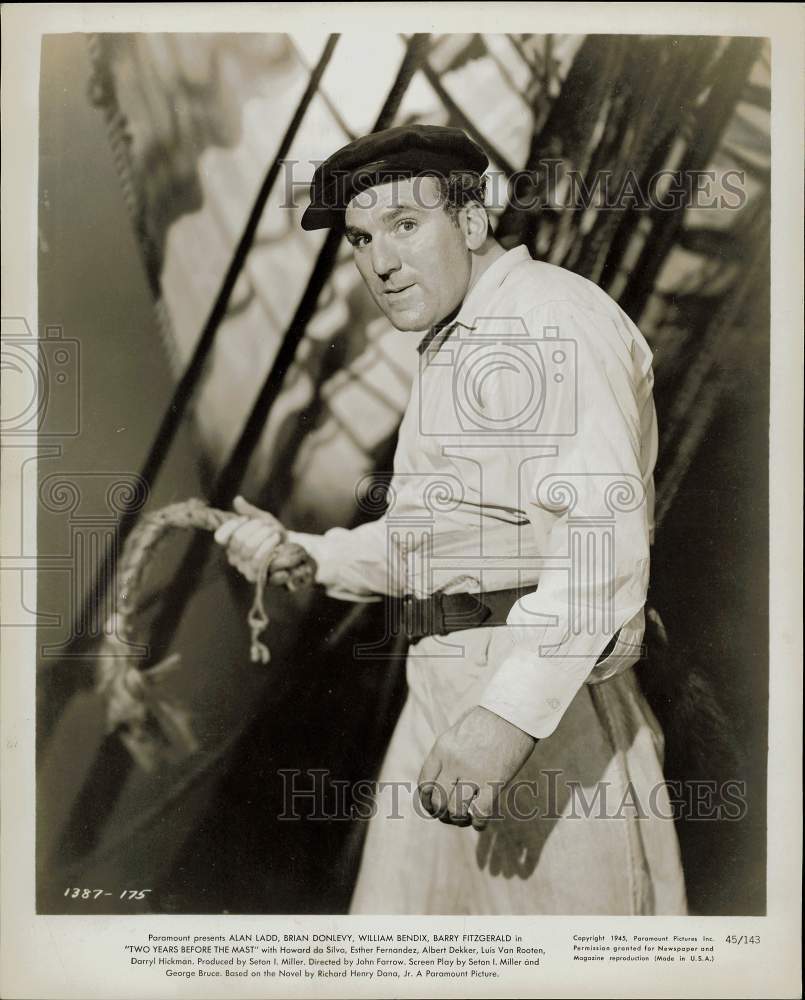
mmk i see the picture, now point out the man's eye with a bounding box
[348,234,370,249]
[396,219,417,235]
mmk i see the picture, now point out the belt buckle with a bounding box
[401,594,416,641]
[401,593,445,641]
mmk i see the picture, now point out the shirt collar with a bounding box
[416,244,531,356]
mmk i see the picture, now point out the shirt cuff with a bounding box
[478,647,595,739]
[286,529,383,602]
[477,610,645,738]
[285,531,334,586]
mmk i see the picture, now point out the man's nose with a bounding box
[370,237,401,281]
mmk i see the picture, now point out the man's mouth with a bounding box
[384,283,415,296]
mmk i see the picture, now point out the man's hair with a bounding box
[433,170,488,225]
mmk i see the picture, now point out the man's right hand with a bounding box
[214,496,317,589]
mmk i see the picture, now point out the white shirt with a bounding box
[290,245,658,739]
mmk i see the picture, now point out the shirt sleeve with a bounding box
[286,518,392,602]
[477,299,657,738]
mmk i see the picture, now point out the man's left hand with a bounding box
[417,706,536,831]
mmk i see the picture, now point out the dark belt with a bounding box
[396,587,619,663]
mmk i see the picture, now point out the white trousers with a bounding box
[350,626,688,915]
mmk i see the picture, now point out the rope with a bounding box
[95,498,297,770]
[247,559,272,665]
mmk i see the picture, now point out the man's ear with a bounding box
[461,201,489,251]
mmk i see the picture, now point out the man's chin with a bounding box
[391,318,431,333]
[381,305,433,333]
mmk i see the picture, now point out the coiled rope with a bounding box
[95,498,300,771]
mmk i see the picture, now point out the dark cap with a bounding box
[300,124,489,231]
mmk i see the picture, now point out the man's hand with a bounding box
[417,706,536,831]
[214,496,317,589]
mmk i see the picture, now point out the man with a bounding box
[215,124,687,915]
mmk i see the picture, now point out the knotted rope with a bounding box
[96,498,300,771]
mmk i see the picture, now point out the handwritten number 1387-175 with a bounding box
[63,888,151,900]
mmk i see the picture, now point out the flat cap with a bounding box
[300,123,489,231]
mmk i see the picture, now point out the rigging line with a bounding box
[129,32,342,507]
[506,34,542,78]
[50,34,434,870]
[415,43,519,178]
[62,34,341,661]
[477,35,533,113]
[619,37,762,322]
[291,37,357,143]
[212,33,433,508]
[654,227,769,530]
[145,32,431,656]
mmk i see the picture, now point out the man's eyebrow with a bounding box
[344,225,368,241]
[344,204,423,240]
[380,204,424,222]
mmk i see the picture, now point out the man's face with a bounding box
[344,175,473,332]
